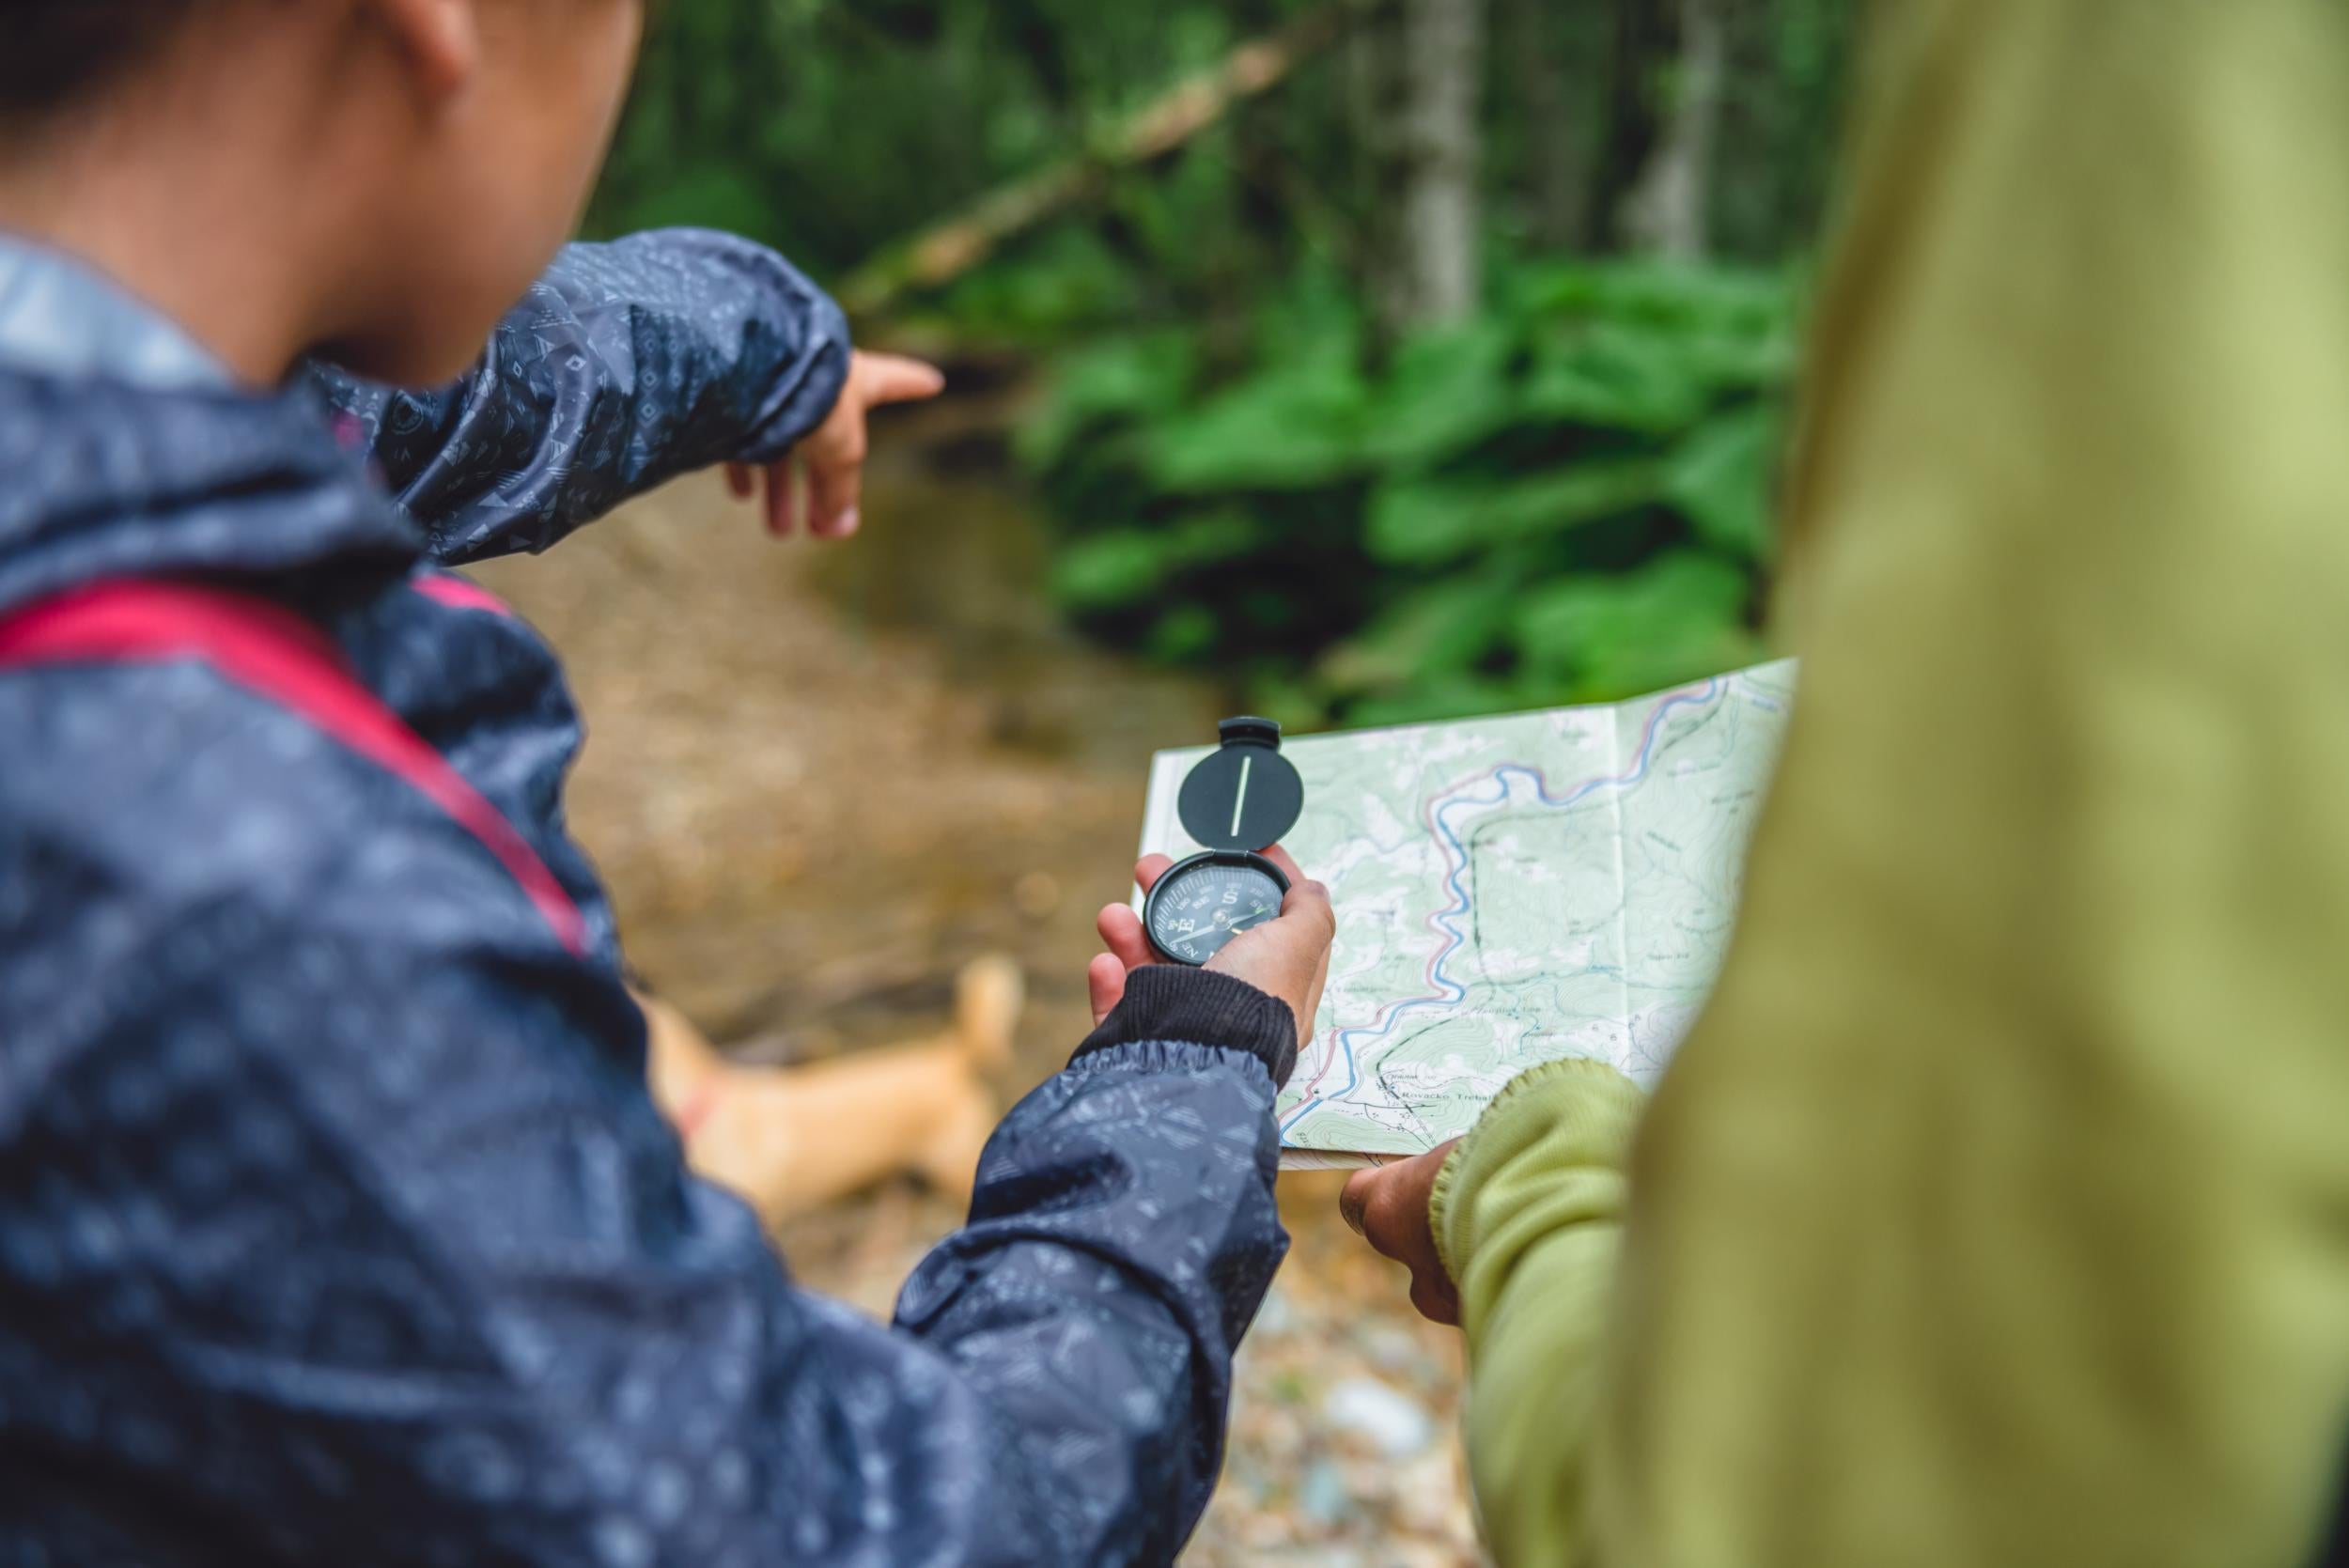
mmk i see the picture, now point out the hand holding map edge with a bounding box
[1340,1140,1463,1326]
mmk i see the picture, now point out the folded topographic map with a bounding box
[1140,663,1797,1165]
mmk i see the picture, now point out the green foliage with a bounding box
[596,0,1856,729]
[1514,551,1760,698]
[1666,403,1781,559]
[1363,460,1661,567]
[1027,258,1796,724]
[1152,361,1375,493]
[596,0,1342,292]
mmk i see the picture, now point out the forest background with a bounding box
[594,0,1859,724]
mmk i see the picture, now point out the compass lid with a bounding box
[1219,716,1283,749]
[1177,717,1304,851]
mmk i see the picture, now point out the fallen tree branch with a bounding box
[838,1,1359,318]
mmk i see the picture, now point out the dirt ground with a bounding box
[468,420,1491,1566]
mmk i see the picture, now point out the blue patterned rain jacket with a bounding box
[0,231,1291,1565]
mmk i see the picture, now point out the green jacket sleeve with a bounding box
[1439,2,2349,1564]
[1431,1061,1643,1566]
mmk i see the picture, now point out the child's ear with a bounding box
[366,0,482,101]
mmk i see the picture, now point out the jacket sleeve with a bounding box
[18,898,1287,1566]
[1435,3,2349,1565]
[308,229,851,563]
[1425,1061,1642,1567]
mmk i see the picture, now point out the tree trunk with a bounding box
[1622,0,1729,258]
[1504,0,1591,252]
[1364,0,1486,343]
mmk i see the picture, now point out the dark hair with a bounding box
[0,1,199,125]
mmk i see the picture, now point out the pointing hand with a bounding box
[727,349,945,538]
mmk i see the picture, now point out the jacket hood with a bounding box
[0,365,420,619]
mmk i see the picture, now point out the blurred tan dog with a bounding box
[637,957,1021,1227]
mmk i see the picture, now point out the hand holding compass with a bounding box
[1146,718,1307,964]
[1090,720,1333,1044]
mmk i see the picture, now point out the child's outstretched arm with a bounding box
[309,228,868,562]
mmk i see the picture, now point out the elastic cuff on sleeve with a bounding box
[1074,965,1300,1089]
[1430,1057,1640,1285]
[1425,1138,1476,1287]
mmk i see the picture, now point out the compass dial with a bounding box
[1144,853,1289,966]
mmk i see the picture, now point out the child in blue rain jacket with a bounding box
[0,3,1334,1563]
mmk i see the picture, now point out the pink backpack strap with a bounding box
[0,579,589,957]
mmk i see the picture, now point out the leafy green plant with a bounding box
[1025,256,1799,726]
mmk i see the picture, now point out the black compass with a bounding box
[1144,718,1305,966]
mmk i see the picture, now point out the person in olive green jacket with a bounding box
[1340,2,2349,1563]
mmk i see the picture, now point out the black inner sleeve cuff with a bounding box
[1072,965,1300,1089]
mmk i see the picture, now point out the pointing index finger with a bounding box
[862,352,947,406]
